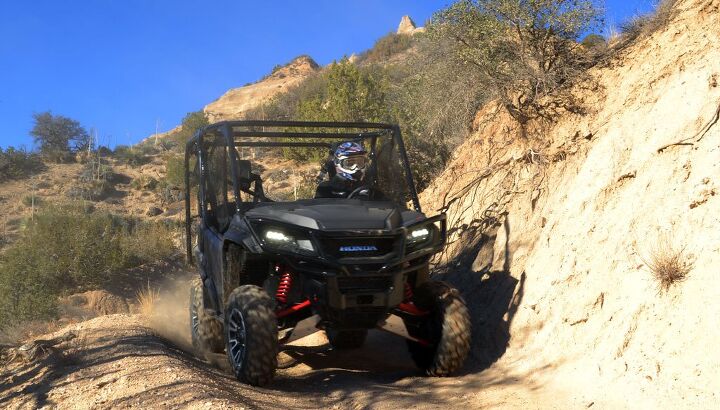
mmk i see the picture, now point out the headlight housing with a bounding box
[405,223,439,253]
[260,227,316,255]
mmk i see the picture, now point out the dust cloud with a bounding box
[145,273,194,352]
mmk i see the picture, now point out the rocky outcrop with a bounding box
[397,15,425,35]
[203,55,320,122]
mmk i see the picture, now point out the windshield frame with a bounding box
[186,120,421,210]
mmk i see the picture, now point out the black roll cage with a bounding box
[184,121,423,263]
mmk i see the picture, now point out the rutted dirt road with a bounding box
[0,305,562,409]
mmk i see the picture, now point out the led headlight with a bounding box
[405,223,439,254]
[263,229,315,254]
[265,230,291,242]
[409,227,430,241]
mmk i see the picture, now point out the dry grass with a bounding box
[617,0,679,46]
[643,236,693,292]
[136,283,160,317]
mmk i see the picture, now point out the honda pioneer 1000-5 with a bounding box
[184,121,470,386]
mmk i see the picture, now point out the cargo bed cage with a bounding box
[183,121,423,264]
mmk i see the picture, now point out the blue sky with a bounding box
[0,0,656,150]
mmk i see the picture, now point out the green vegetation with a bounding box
[161,111,210,151]
[130,174,159,191]
[429,0,603,128]
[114,145,153,166]
[163,153,187,188]
[251,42,482,189]
[0,147,45,182]
[30,111,91,162]
[581,33,607,49]
[0,203,176,329]
[21,195,42,207]
[67,160,116,201]
[359,32,413,64]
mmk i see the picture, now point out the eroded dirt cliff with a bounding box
[421,0,720,407]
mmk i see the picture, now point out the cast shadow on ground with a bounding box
[438,217,527,373]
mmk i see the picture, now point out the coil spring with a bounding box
[404,281,413,302]
[276,270,292,304]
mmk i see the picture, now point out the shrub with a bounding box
[163,154,186,188]
[120,222,176,264]
[67,180,113,201]
[114,145,151,167]
[428,0,603,129]
[247,54,467,191]
[130,175,159,191]
[69,161,116,201]
[643,236,693,292]
[97,145,113,156]
[581,33,607,49]
[21,195,42,207]
[160,111,209,151]
[616,0,677,46]
[136,284,160,317]
[0,204,176,329]
[360,32,414,64]
[0,147,46,183]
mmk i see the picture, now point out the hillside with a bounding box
[2,2,719,409]
[203,55,320,122]
[421,0,720,407]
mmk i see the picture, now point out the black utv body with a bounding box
[185,121,470,386]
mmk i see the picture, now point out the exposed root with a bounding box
[657,100,720,152]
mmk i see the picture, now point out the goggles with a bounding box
[338,156,368,170]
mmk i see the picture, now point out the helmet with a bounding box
[333,141,368,182]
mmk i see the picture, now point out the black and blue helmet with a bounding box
[333,141,368,182]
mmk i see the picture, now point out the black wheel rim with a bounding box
[191,306,200,335]
[190,289,200,340]
[227,308,247,369]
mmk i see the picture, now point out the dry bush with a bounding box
[643,236,693,291]
[136,283,160,317]
[0,204,176,329]
[616,0,678,47]
[429,0,603,128]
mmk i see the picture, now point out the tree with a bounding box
[168,110,210,149]
[30,111,90,160]
[299,59,391,123]
[429,0,603,131]
[279,60,392,162]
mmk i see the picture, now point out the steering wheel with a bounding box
[347,186,373,200]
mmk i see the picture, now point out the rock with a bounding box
[63,290,130,316]
[397,15,417,34]
[146,206,163,217]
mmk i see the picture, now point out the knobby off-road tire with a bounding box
[224,285,278,386]
[190,278,224,354]
[326,329,368,349]
[406,281,471,376]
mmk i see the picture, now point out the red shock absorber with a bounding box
[276,269,293,305]
[404,281,414,302]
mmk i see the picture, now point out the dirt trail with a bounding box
[0,315,553,410]
[0,275,569,410]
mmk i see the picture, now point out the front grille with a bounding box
[337,275,393,293]
[320,236,397,259]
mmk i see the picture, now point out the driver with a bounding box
[315,141,369,199]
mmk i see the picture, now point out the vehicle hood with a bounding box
[243,199,424,231]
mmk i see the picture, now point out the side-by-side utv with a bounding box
[184,121,470,386]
